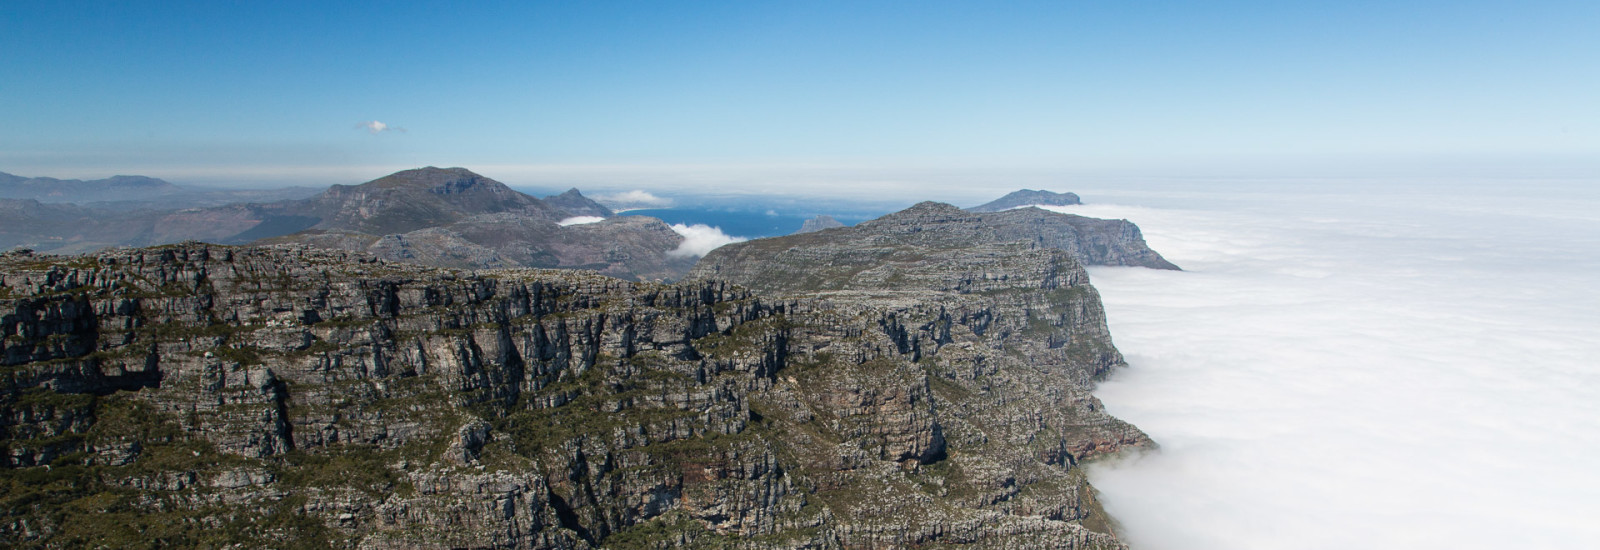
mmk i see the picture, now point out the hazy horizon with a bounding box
[5,1,1595,192]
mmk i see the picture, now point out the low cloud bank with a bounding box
[1049,184,1600,550]
[556,216,605,226]
[667,223,745,258]
[597,190,673,210]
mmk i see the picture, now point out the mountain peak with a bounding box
[360,166,497,193]
[543,187,614,218]
[306,167,549,235]
[795,215,845,234]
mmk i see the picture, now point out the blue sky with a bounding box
[2,1,1596,191]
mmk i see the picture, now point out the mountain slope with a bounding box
[293,166,559,235]
[969,189,1083,212]
[693,202,1178,285]
[543,188,614,218]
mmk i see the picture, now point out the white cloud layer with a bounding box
[1041,184,1600,549]
[556,216,605,226]
[596,190,673,210]
[667,223,746,258]
[356,120,405,134]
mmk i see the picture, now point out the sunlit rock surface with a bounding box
[0,232,1149,548]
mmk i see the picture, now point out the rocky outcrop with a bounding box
[286,167,563,236]
[0,238,1146,548]
[271,214,696,283]
[969,189,1082,212]
[544,189,614,219]
[694,202,1179,281]
[795,215,845,234]
[238,169,695,281]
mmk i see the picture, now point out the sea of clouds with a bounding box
[667,223,746,257]
[1040,181,1600,549]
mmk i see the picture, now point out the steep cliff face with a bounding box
[1,239,1145,549]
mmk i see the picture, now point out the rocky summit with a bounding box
[693,201,1178,286]
[967,189,1082,213]
[794,215,846,234]
[544,189,616,219]
[0,217,1151,548]
[254,169,693,281]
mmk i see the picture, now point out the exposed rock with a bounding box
[544,188,615,219]
[794,215,845,234]
[269,213,696,282]
[0,240,1147,548]
[694,201,1179,281]
[291,167,562,236]
[969,189,1082,212]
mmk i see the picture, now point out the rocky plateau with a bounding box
[1,175,1175,548]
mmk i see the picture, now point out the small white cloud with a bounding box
[667,223,746,258]
[765,209,779,216]
[596,190,673,210]
[356,120,406,135]
[557,216,606,226]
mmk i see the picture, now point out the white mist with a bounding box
[1046,181,1600,549]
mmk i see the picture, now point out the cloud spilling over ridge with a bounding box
[1045,187,1600,550]
[556,216,605,226]
[667,223,745,258]
[596,190,672,210]
[356,120,405,134]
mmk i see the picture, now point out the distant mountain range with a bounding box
[0,172,181,202]
[2,166,1171,281]
[0,171,320,208]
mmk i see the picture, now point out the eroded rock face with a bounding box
[0,241,1145,549]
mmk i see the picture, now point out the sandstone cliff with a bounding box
[1,237,1146,548]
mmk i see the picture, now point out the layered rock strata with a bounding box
[1,236,1146,548]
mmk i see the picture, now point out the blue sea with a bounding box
[620,208,864,239]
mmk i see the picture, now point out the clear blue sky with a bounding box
[2,1,1596,192]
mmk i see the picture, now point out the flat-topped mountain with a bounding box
[692,201,1177,289]
[969,189,1082,212]
[795,214,845,234]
